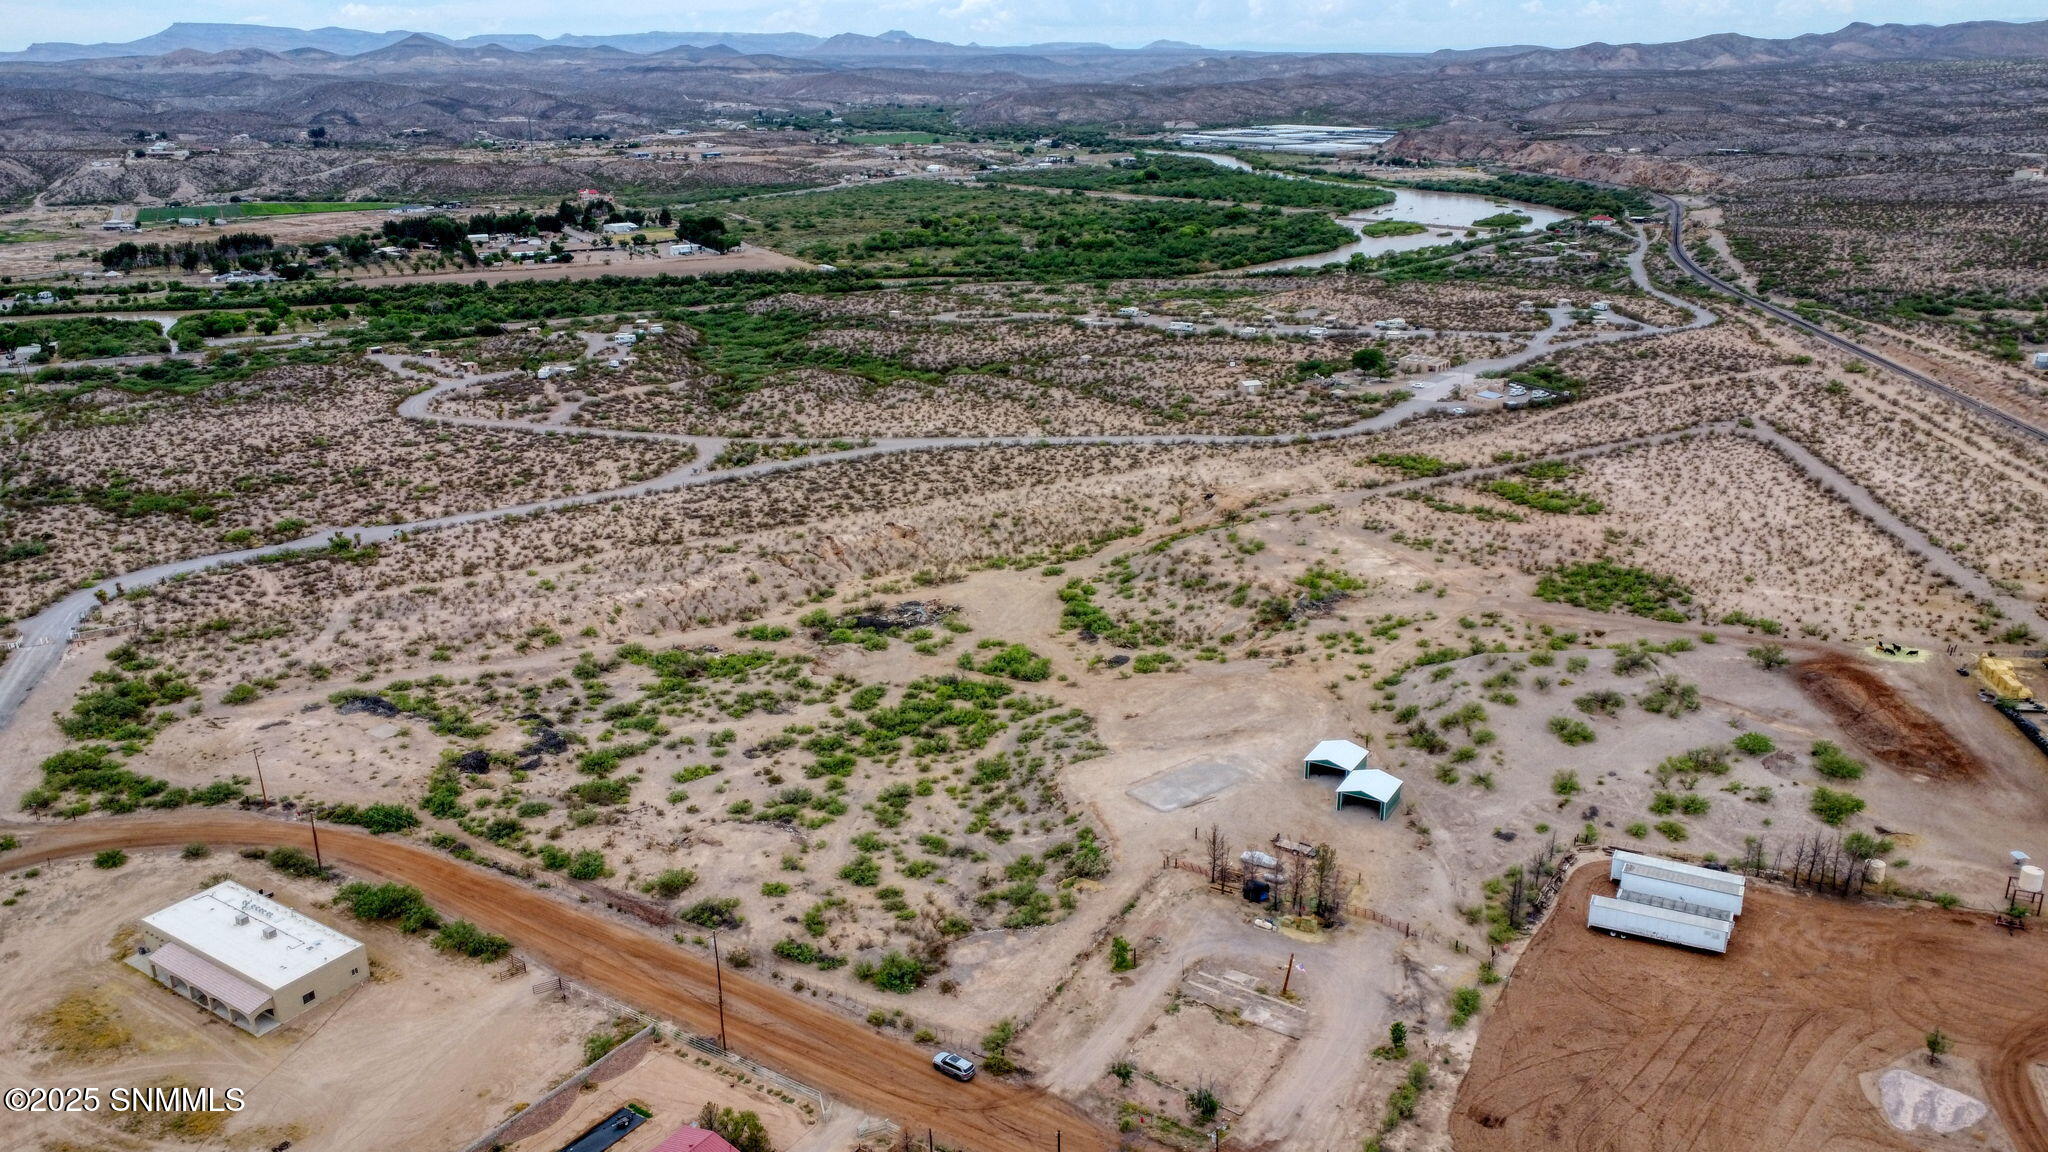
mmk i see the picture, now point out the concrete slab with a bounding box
[1127,760,1248,812]
[1179,966,1307,1038]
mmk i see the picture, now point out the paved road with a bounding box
[0,813,1125,1152]
[1646,193,2048,447]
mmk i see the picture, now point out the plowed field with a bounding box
[1453,866,2048,1151]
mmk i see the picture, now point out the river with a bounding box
[1167,151,1573,269]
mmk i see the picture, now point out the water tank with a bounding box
[2021,865,2045,894]
[1865,860,1887,886]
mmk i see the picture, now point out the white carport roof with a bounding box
[1304,739,1369,771]
[1336,767,1403,802]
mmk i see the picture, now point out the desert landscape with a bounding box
[2,10,2047,1152]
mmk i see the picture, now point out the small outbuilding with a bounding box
[1334,768,1404,819]
[1302,739,1369,779]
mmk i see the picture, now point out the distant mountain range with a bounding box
[3,22,1255,63]
[8,17,2048,75]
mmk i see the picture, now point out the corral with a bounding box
[1454,865,2048,1150]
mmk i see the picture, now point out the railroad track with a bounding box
[1655,196,2048,448]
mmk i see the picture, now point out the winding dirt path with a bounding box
[0,241,1707,732]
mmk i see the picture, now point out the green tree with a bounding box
[1926,1029,1951,1064]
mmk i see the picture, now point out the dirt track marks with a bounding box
[1796,655,1987,780]
[1454,866,2048,1152]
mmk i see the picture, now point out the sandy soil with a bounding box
[0,818,1124,1152]
[0,850,608,1152]
[1452,864,2048,1151]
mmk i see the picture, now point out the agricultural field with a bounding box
[136,201,401,223]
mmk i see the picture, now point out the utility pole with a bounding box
[308,813,322,868]
[1281,953,1295,997]
[711,928,728,1050]
[250,748,269,807]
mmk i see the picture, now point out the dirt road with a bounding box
[1453,865,2048,1151]
[3,813,1123,1152]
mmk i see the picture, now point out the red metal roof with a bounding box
[646,1127,739,1152]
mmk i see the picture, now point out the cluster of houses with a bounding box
[0,290,57,313]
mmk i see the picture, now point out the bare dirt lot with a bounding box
[1452,864,2048,1151]
[1796,654,1988,781]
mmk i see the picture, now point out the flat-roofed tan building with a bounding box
[129,880,368,1035]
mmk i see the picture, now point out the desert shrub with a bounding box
[855,950,928,994]
[1810,787,1866,825]
[1535,562,1692,621]
[678,898,744,930]
[93,849,127,869]
[839,854,882,886]
[1810,740,1866,780]
[433,920,512,961]
[1449,987,1483,1027]
[1638,676,1701,716]
[645,868,698,898]
[982,1017,1019,1072]
[321,803,420,834]
[1547,716,1596,745]
[958,642,1052,682]
[265,846,327,878]
[1573,690,1626,716]
[1732,732,1775,756]
[335,882,440,932]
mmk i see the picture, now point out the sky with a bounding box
[6,0,2041,53]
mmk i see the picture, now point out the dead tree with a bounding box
[1206,825,1226,888]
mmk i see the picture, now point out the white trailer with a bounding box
[1588,894,1730,954]
[1610,850,1745,917]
